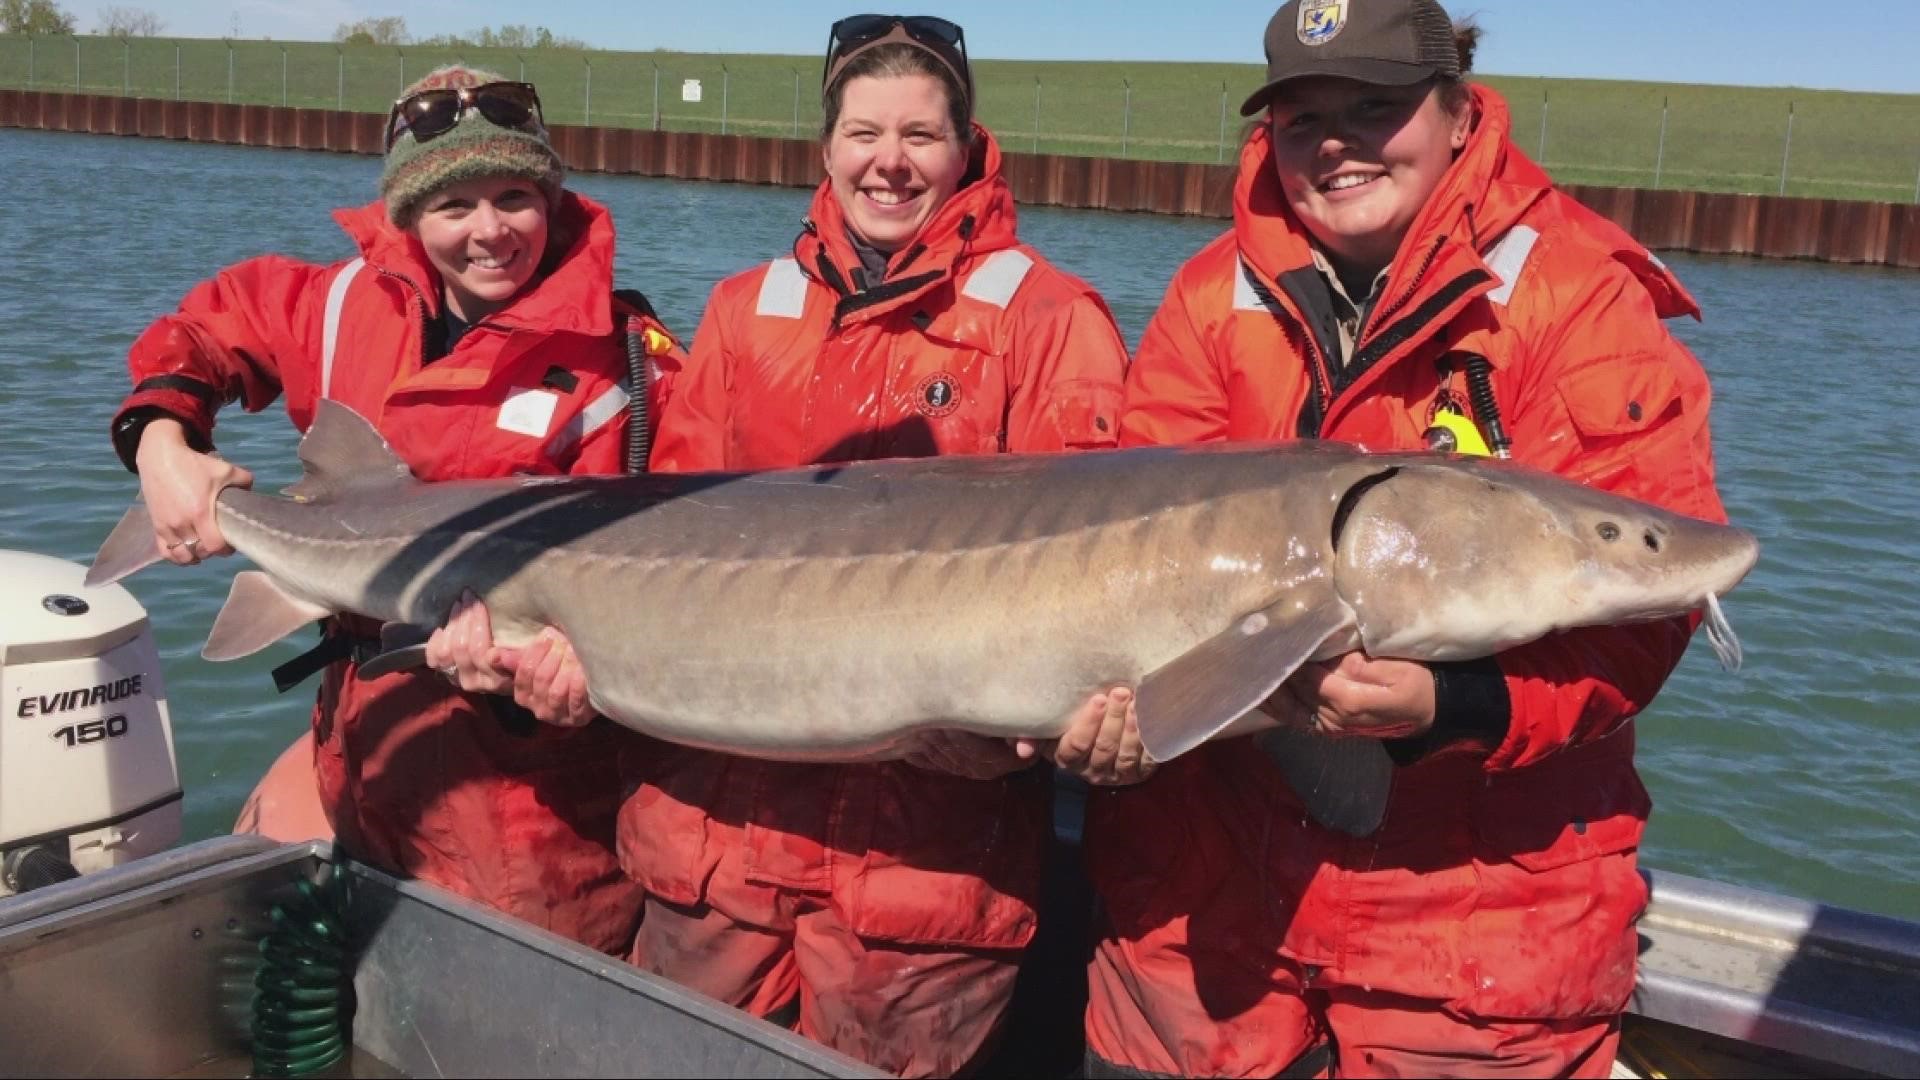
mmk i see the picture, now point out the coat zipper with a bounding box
[371,264,433,368]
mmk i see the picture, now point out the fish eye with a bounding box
[1596,522,1621,541]
[1643,531,1661,552]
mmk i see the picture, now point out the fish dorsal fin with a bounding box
[284,400,415,502]
[1136,599,1352,764]
[1253,725,1394,838]
[204,572,333,661]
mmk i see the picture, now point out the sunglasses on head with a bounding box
[823,14,972,101]
[385,81,545,152]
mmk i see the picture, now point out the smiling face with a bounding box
[1266,76,1469,280]
[823,73,970,253]
[412,174,551,322]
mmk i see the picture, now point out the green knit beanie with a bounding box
[380,65,566,227]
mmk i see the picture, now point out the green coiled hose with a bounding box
[250,873,351,1078]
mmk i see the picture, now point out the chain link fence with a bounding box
[3,35,1915,202]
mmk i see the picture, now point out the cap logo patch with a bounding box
[1298,0,1348,46]
[916,373,962,418]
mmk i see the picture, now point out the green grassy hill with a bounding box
[3,34,1914,201]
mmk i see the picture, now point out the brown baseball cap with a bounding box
[1240,0,1460,116]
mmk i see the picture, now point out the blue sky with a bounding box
[105,1,1920,94]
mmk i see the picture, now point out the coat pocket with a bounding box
[831,765,1051,950]
[1460,750,1652,1018]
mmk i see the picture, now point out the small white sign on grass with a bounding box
[681,79,703,103]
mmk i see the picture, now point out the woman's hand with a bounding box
[134,418,254,565]
[502,627,596,728]
[1269,653,1435,739]
[424,593,595,726]
[424,591,516,695]
[1023,687,1157,787]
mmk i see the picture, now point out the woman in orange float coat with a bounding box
[427,17,1134,1077]
[1080,2,1729,1077]
[109,67,679,955]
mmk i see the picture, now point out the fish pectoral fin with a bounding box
[352,623,436,681]
[1252,725,1394,838]
[85,503,161,587]
[203,572,333,661]
[1136,600,1350,764]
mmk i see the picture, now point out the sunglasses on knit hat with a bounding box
[384,81,546,152]
[823,15,972,104]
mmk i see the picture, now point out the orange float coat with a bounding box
[623,126,1129,1076]
[1084,85,1727,1077]
[113,193,678,953]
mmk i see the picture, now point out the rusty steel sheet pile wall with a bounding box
[5,90,1915,269]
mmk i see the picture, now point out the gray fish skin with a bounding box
[88,401,1760,772]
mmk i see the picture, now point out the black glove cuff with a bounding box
[1384,657,1512,767]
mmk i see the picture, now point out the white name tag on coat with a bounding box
[497,388,560,438]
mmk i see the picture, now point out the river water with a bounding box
[2,128,1916,919]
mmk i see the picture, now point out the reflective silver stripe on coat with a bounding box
[1483,225,1540,306]
[547,383,631,458]
[320,257,366,400]
[755,258,809,319]
[1232,260,1269,311]
[959,249,1035,308]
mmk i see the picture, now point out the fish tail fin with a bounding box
[204,571,333,661]
[84,503,161,587]
[283,400,416,502]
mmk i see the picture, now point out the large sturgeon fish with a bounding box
[90,401,1758,835]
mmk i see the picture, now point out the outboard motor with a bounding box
[0,549,181,896]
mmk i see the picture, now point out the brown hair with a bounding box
[820,42,973,146]
[1436,19,1481,117]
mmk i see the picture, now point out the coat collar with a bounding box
[1232,84,1552,299]
[797,123,1021,324]
[332,190,616,337]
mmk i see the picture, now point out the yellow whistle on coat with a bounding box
[1424,408,1493,457]
[641,327,675,356]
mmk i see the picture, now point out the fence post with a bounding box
[1537,87,1548,162]
[1778,100,1794,197]
[1032,76,1041,154]
[176,43,182,100]
[1653,96,1668,189]
[26,37,31,89]
[721,64,729,135]
[280,45,287,106]
[397,49,404,96]
[1913,152,1919,204]
[1121,78,1132,158]
[584,57,592,126]
[122,39,129,96]
[651,62,659,131]
[1217,82,1228,163]
[226,41,233,104]
[336,48,343,110]
[792,69,800,137]
[518,55,525,82]
[72,34,79,92]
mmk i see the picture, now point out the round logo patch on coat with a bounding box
[916,373,962,418]
[1298,0,1348,45]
